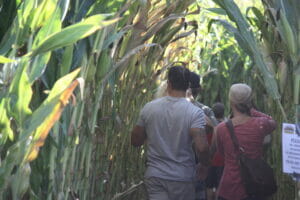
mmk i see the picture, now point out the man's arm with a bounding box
[131,125,146,147]
[190,127,210,166]
[209,126,218,158]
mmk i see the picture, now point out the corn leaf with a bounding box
[212,0,281,100]
[28,6,61,83]
[0,56,15,64]
[29,15,119,57]
[0,98,14,143]
[25,77,80,162]
[0,68,81,189]
[60,45,74,77]
[31,4,62,49]
[7,58,32,127]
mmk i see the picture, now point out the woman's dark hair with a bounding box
[235,102,252,116]
[167,66,190,91]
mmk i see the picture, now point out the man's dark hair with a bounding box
[168,66,190,91]
[212,102,225,119]
[189,72,201,97]
[190,72,200,88]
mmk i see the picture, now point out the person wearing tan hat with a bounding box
[215,83,276,200]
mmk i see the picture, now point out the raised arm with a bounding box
[251,108,277,133]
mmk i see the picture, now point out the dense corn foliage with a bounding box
[0,0,299,199]
[199,0,300,199]
[0,0,198,199]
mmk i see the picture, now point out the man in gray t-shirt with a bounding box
[131,66,209,200]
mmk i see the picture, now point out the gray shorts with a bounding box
[144,177,195,200]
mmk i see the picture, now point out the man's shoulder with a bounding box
[186,101,204,117]
[146,97,165,105]
[142,97,166,110]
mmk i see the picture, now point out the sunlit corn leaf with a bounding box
[212,0,281,100]
[0,69,80,192]
[7,58,32,127]
[205,8,227,15]
[29,15,119,57]
[17,69,81,145]
[0,98,14,143]
[30,0,58,31]
[25,77,80,162]
[31,3,61,49]
[208,19,252,57]
[0,55,15,64]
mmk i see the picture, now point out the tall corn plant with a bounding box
[0,0,200,199]
[64,1,199,199]
[0,0,120,199]
[209,0,300,199]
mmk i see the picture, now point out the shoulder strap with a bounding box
[225,120,241,152]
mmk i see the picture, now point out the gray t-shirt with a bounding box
[137,96,205,181]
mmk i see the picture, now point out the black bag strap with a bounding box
[225,120,244,154]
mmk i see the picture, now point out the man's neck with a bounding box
[168,90,186,98]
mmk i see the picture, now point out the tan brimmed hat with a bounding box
[229,83,252,104]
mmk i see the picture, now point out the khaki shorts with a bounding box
[144,177,195,200]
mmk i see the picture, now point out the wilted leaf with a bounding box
[24,69,81,162]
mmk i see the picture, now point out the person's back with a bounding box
[131,66,209,200]
[216,84,276,200]
[139,96,204,181]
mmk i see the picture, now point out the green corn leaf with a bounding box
[210,19,253,57]
[0,55,15,64]
[28,53,52,84]
[23,69,81,162]
[30,0,59,31]
[60,45,74,77]
[0,98,14,143]
[11,164,31,200]
[32,3,62,49]
[212,0,281,100]
[205,8,227,15]
[27,3,62,83]
[29,15,119,57]
[0,69,81,192]
[8,58,32,127]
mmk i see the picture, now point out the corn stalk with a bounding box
[0,0,198,199]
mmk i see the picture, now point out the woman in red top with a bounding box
[216,83,276,200]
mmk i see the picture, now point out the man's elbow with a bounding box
[131,136,144,147]
[131,126,146,147]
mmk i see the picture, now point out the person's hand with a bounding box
[196,163,209,181]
